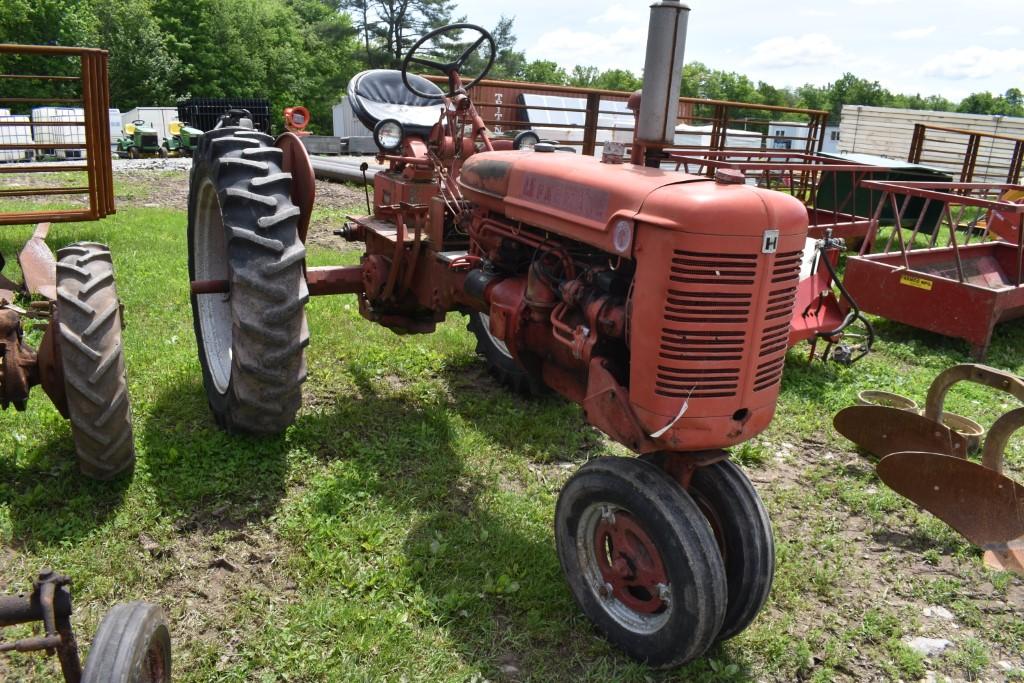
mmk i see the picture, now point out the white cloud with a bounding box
[891,26,936,40]
[849,0,904,5]
[985,26,1020,36]
[922,46,1024,79]
[587,4,646,26]
[743,34,842,69]
[798,9,836,17]
[527,26,647,72]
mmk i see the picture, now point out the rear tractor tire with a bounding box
[55,243,135,480]
[555,457,727,668]
[82,602,171,683]
[467,310,545,395]
[187,128,308,434]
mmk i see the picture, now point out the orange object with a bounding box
[283,105,311,136]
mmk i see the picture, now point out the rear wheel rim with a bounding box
[577,502,672,634]
[194,178,231,394]
[142,634,169,683]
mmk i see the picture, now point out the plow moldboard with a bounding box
[878,451,1024,547]
[833,405,968,459]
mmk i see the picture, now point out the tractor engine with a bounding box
[459,151,808,452]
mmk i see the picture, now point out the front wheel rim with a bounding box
[577,502,672,634]
[194,178,232,394]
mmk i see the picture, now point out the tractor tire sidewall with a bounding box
[555,457,727,668]
[187,127,308,435]
[55,243,134,480]
[466,310,546,395]
[82,602,171,683]
[689,459,775,642]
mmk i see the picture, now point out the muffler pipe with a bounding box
[637,1,690,148]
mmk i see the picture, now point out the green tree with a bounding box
[93,0,179,112]
[592,69,641,92]
[339,0,460,68]
[521,60,568,85]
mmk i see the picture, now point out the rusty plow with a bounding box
[834,364,1024,575]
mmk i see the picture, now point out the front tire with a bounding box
[187,128,308,434]
[555,457,727,668]
[689,460,775,641]
[82,602,171,683]
[55,243,134,480]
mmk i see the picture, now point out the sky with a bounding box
[451,0,1024,101]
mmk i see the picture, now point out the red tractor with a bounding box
[187,3,804,667]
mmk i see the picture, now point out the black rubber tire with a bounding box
[127,147,138,160]
[158,145,168,159]
[55,243,135,480]
[466,310,545,395]
[83,602,171,683]
[689,460,775,642]
[555,457,727,668]
[187,128,308,434]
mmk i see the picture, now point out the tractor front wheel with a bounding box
[688,460,775,642]
[158,145,168,159]
[127,147,138,160]
[555,457,727,668]
[187,128,308,434]
[55,243,134,480]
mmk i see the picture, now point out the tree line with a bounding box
[1,0,1021,134]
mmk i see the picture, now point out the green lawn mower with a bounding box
[162,120,203,157]
[116,119,166,159]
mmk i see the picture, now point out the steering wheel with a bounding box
[401,23,495,99]
[131,119,146,126]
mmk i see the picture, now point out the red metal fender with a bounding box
[275,132,315,242]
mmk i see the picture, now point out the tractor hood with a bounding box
[459,151,709,254]
[458,150,806,255]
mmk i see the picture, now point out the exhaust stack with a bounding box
[637,0,690,146]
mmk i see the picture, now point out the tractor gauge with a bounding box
[612,219,633,254]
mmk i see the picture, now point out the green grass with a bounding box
[1,183,1023,681]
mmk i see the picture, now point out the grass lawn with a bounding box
[1,176,1023,682]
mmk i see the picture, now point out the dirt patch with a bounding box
[760,441,1024,681]
[149,520,297,675]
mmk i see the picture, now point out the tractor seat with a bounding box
[346,69,444,138]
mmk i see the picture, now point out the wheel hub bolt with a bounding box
[656,583,671,605]
[598,582,614,599]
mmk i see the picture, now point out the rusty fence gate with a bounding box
[0,44,115,226]
[908,123,1024,185]
[423,74,830,158]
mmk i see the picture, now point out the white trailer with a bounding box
[32,107,85,159]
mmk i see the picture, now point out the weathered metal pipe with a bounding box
[637,0,690,146]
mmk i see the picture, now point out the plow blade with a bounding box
[878,451,1024,574]
[833,405,968,459]
[17,222,57,300]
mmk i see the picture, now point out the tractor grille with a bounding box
[754,250,802,392]
[656,250,756,399]
[142,134,157,147]
[656,247,802,400]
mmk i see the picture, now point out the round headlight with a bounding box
[513,130,541,151]
[374,119,404,152]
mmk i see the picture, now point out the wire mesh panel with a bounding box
[0,44,115,226]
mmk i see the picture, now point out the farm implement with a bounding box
[185,3,859,667]
[835,364,1024,576]
[0,44,134,479]
[0,569,170,682]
